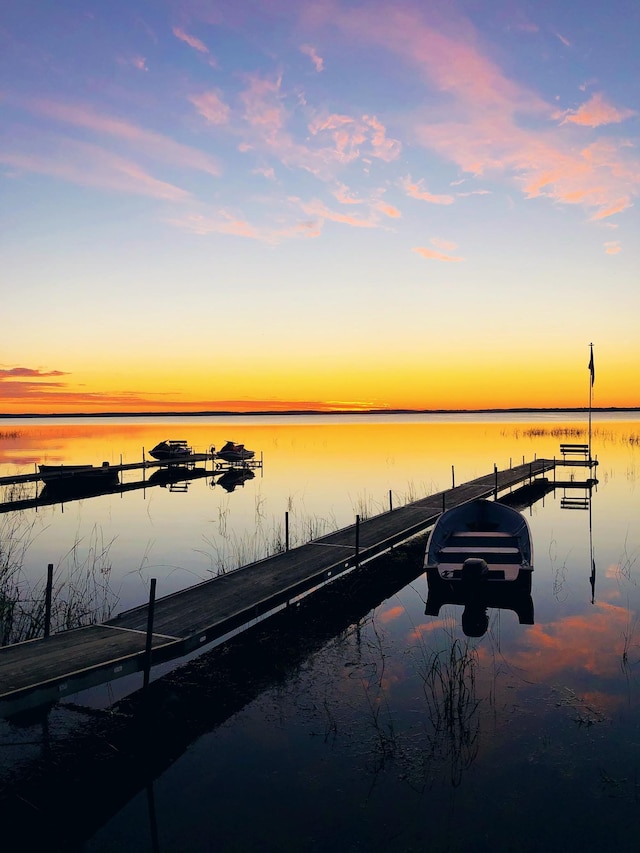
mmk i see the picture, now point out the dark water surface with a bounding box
[1,414,640,851]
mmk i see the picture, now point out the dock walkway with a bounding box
[0,457,589,716]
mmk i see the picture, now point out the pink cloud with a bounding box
[117,55,148,72]
[430,237,457,252]
[333,183,363,204]
[0,367,68,379]
[300,43,324,72]
[24,99,221,176]
[412,246,463,262]
[401,175,455,205]
[168,208,323,243]
[252,165,276,179]
[554,31,571,48]
[375,201,401,218]
[604,241,621,255]
[591,199,632,221]
[189,90,230,125]
[0,142,191,201]
[332,184,401,219]
[364,115,401,162]
[301,199,379,228]
[318,4,639,222]
[308,112,400,167]
[561,93,636,128]
[173,27,209,54]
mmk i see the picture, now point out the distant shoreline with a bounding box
[1,407,639,419]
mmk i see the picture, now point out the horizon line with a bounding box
[2,405,639,419]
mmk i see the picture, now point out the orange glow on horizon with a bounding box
[1,348,638,414]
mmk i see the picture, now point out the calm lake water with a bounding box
[1,413,640,852]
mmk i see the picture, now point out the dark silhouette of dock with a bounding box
[0,456,596,717]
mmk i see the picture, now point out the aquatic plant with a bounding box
[411,614,481,787]
[0,512,117,644]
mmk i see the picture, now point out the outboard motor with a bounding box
[461,557,489,585]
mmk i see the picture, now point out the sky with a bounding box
[1,0,639,414]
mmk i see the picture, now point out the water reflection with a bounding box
[1,414,640,851]
[425,580,534,637]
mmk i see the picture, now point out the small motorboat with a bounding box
[424,498,533,592]
[216,441,255,463]
[39,461,118,485]
[148,440,192,461]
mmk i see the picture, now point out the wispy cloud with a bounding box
[173,27,209,54]
[24,98,221,176]
[332,183,401,218]
[300,44,324,72]
[604,241,621,255]
[401,175,454,205]
[554,31,571,48]
[0,141,192,201]
[430,237,457,252]
[168,208,323,243]
[301,199,379,228]
[189,90,231,125]
[309,112,401,164]
[560,92,636,128]
[320,4,639,222]
[0,367,68,379]
[412,245,463,262]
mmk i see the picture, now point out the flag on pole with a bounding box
[588,344,595,387]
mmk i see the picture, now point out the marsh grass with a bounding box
[200,495,340,576]
[411,614,481,787]
[1,504,117,644]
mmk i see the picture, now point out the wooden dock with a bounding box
[0,457,596,717]
[0,448,262,488]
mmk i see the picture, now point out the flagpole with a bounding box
[588,342,594,463]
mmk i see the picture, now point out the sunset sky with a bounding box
[1,0,638,414]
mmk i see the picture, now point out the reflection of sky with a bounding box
[1,414,638,624]
[6,415,638,851]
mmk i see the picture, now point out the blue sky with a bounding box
[1,0,638,412]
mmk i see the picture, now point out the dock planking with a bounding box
[0,457,594,716]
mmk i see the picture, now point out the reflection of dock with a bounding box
[0,449,264,488]
[0,455,264,513]
[0,456,587,717]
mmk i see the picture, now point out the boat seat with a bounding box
[448,533,519,548]
[437,547,521,564]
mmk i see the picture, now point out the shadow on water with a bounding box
[0,537,428,850]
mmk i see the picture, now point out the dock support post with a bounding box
[494,464,498,499]
[143,578,157,691]
[389,490,393,512]
[451,465,455,488]
[44,563,53,639]
[285,511,290,552]
[355,515,360,568]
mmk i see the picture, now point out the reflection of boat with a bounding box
[424,498,533,592]
[39,474,120,501]
[216,441,255,463]
[216,468,255,492]
[147,467,208,488]
[425,580,534,637]
[148,440,192,461]
[39,462,117,485]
